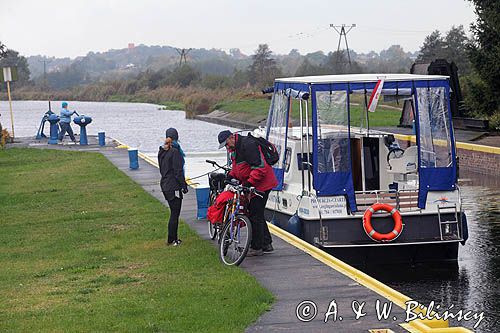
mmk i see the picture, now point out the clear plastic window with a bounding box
[267,91,289,169]
[417,87,452,168]
[316,91,350,173]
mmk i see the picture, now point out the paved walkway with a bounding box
[99,142,411,333]
[9,136,452,333]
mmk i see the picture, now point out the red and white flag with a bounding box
[367,79,384,112]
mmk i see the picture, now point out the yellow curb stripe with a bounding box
[267,223,472,333]
[455,141,500,154]
[393,134,500,155]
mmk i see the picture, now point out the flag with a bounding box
[367,79,384,112]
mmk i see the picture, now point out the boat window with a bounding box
[297,152,312,171]
[284,147,292,172]
[267,90,289,169]
[416,87,452,168]
[316,91,350,173]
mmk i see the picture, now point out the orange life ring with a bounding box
[362,203,403,242]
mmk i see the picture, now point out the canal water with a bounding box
[2,101,498,332]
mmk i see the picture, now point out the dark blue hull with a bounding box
[265,209,465,267]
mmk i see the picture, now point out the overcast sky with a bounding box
[0,0,477,59]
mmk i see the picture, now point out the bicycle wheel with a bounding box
[219,215,252,266]
[207,191,218,240]
[208,221,217,240]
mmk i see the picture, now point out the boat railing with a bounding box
[354,189,419,213]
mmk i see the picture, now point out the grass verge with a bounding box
[0,148,273,332]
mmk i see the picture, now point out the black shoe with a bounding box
[247,248,264,257]
[263,244,274,253]
[166,239,181,246]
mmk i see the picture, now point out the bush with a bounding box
[200,75,232,90]
[489,113,500,132]
[183,91,219,117]
[462,73,500,118]
[1,128,11,146]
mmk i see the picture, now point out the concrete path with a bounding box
[100,143,411,333]
[9,136,428,333]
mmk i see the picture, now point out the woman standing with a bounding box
[158,128,188,246]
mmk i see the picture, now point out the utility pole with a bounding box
[2,67,17,141]
[175,48,192,66]
[330,24,356,68]
[40,59,51,88]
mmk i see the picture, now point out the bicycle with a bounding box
[218,179,262,266]
[205,159,230,240]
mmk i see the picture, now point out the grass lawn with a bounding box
[215,99,271,117]
[216,98,401,127]
[0,148,273,332]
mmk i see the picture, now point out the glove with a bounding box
[182,187,189,194]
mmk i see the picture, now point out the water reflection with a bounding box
[366,171,499,332]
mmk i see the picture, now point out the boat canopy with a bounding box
[266,74,457,211]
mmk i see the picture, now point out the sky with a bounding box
[0,0,477,59]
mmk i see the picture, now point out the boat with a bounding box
[256,74,468,267]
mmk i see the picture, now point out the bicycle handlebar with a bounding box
[224,179,264,198]
[206,159,231,171]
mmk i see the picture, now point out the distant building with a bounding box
[128,43,135,50]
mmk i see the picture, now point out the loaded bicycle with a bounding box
[205,159,263,266]
[205,159,230,240]
[218,179,262,266]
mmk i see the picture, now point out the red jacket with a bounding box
[228,134,278,192]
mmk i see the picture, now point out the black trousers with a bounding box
[248,190,272,250]
[166,196,182,243]
[58,122,76,141]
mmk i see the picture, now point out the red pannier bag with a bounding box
[207,191,234,224]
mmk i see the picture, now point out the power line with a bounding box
[175,48,192,66]
[330,24,356,67]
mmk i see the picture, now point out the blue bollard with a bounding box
[47,114,60,144]
[80,126,88,145]
[128,148,139,169]
[195,187,210,219]
[73,115,92,145]
[98,132,106,146]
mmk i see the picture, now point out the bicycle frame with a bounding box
[224,189,243,244]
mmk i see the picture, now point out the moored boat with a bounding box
[258,74,468,267]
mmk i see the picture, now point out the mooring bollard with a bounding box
[73,115,93,145]
[128,148,139,169]
[47,114,60,144]
[98,132,105,146]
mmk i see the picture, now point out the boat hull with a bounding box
[265,209,463,267]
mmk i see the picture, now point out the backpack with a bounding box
[248,134,280,166]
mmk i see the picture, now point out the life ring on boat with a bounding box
[362,203,403,242]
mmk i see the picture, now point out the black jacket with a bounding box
[228,134,278,191]
[158,146,187,198]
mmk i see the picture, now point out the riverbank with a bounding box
[0,85,259,118]
[0,148,272,332]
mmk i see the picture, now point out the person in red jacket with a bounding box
[218,130,278,256]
